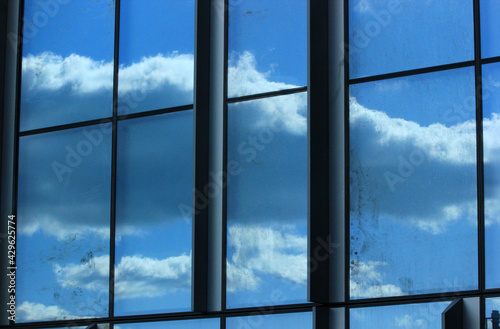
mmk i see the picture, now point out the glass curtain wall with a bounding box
[347,0,500,326]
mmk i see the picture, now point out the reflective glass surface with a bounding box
[20,0,115,131]
[226,93,307,307]
[481,0,500,59]
[349,68,478,298]
[350,302,449,328]
[226,312,312,329]
[349,0,474,78]
[17,126,111,322]
[118,0,194,114]
[228,0,306,97]
[486,298,500,329]
[483,63,500,289]
[115,111,193,315]
[115,318,219,329]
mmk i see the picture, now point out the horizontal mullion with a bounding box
[0,305,315,329]
[19,118,113,137]
[349,60,475,85]
[18,105,194,137]
[483,288,500,295]
[227,86,307,104]
[335,289,481,309]
[4,290,499,328]
[481,55,500,65]
[222,303,314,317]
[117,104,193,121]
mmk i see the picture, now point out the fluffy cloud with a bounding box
[228,225,403,297]
[54,253,191,300]
[227,224,307,292]
[19,51,307,239]
[22,51,305,134]
[119,52,194,94]
[350,96,500,233]
[22,51,193,95]
[53,224,308,296]
[22,53,113,93]
[350,261,404,298]
[395,314,428,329]
[228,51,306,135]
[47,223,406,300]
[16,301,82,322]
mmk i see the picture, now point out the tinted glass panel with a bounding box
[116,318,219,329]
[350,302,449,329]
[481,0,500,59]
[349,0,474,78]
[349,68,478,298]
[20,0,114,131]
[486,298,500,329]
[17,126,111,322]
[115,111,193,315]
[227,312,312,329]
[118,0,194,114]
[226,93,307,307]
[483,63,500,289]
[228,0,306,97]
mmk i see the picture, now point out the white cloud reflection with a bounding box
[17,301,82,322]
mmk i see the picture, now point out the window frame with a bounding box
[1,0,498,328]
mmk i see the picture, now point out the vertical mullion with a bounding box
[192,0,225,313]
[192,0,211,313]
[193,0,225,313]
[109,0,121,319]
[221,0,229,312]
[343,0,350,308]
[4,0,23,325]
[473,0,485,296]
[473,0,485,327]
[313,306,330,329]
[308,0,331,304]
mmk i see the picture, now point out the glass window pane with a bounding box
[349,0,474,79]
[226,93,307,308]
[349,68,478,298]
[17,125,111,322]
[118,0,194,114]
[483,63,500,289]
[486,297,500,329]
[481,0,500,59]
[228,0,306,97]
[350,302,449,329]
[116,318,219,329]
[226,312,312,329]
[20,0,114,131]
[115,111,193,315]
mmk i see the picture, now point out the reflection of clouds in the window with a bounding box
[22,52,194,95]
[228,51,305,97]
[350,261,404,298]
[55,254,191,300]
[227,224,307,293]
[17,301,83,322]
[350,94,484,296]
[22,51,303,103]
[21,51,308,128]
[350,97,480,233]
[19,49,311,314]
[350,96,500,229]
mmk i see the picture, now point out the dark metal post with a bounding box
[192,0,224,313]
